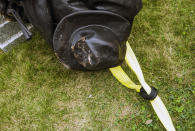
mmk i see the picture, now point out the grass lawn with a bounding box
[0,0,194,130]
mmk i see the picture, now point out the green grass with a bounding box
[0,0,194,130]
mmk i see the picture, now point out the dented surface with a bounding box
[0,0,142,70]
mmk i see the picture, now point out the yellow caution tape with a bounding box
[109,66,141,92]
[109,42,176,131]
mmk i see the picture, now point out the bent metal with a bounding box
[0,0,142,70]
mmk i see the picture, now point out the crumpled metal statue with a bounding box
[0,0,142,70]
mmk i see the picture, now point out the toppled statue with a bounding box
[0,0,142,70]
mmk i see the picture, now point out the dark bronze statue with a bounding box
[0,0,142,70]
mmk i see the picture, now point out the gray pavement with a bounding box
[0,22,21,43]
[0,15,32,51]
[0,15,6,24]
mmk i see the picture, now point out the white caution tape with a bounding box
[125,42,176,131]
